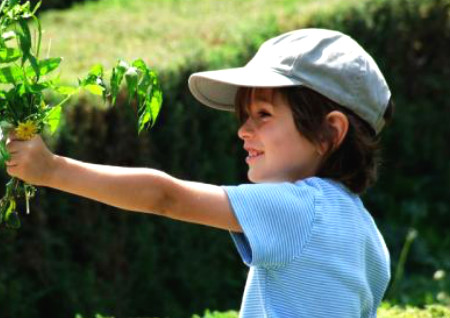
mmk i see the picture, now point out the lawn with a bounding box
[38,0,362,84]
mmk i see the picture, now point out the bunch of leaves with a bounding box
[0,0,162,229]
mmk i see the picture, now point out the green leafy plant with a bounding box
[0,0,162,229]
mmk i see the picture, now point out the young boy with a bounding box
[6,28,392,318]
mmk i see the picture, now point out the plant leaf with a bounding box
[0,48,21,63]
[34,57,62,77]
[44,105,62,134]
[1,31,17,42]
[83,84,104,96]
[109,60,128,105]
[0,58,62,84]
[0,64,23,84]
[131,59,163,133]
[87,64,103,78]
[54,85,78,95]
[125,66,138,104]
[0,140,10,169]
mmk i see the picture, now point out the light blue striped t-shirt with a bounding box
[223,177,391,318]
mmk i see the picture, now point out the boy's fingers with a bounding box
[7,130,19,141]
[5,160,16,167]
[5,139,20,153]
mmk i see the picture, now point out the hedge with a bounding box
[30,0,98,11]
[1,0,449,317]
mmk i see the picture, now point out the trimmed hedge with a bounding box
[30,0,98,11]
[1,0,449,317]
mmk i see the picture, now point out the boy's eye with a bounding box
[257,110,271,118]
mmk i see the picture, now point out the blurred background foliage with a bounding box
[1,0,449,317]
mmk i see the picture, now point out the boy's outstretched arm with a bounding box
[5,135,242,232]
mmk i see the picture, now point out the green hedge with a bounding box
[1,0,449,317]
[30,0,98,11]
[306,0,450,305]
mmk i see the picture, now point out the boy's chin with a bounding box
[247,171,277,183]
[247,171,263,183]
[248,170,299,183]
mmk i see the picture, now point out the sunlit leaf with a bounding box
[6,210,20,229]
[34,57,62,77]
[18,19,32,61]
[83,84,104,96]
[0,48,21,63]
[88,64,103,78]
[0,64,23,84]
[1,31,16,42]
[27,81,52,93]
[44,105,61,134]
[131,59,163,134]
[109,60,128,105]
[54,85,78,95]
[125,66,138,104]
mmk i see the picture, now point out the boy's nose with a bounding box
[237,118,255,140]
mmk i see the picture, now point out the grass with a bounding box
[37,0,364,84]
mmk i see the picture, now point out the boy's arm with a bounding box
[6,136,242,232]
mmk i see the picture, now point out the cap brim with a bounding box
[188,67,302,111]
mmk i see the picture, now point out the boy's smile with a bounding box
[238,88,323,183]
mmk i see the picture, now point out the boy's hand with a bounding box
[5,133,56,186]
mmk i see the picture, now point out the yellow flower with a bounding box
[15,120,38,141]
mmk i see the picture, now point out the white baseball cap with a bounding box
[188,28,391,135]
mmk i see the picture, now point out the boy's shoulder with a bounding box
[298,177,357,196]
[226,177,358,210]
[229,176,355,197]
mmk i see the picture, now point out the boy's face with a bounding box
[238,88,323,183]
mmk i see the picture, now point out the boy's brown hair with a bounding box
[235,86,394,194]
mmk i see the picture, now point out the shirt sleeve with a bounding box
[222,181,318,268]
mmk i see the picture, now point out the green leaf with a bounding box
[35,57,62,77]
[0,64,23,84]
[125,66,138,104]
[0,48,21,63]
[54,85,78,95]
[27,49,40,80]
[31,1,42,16]
[83,84,104,96]
[6,211,20,229]
[138,88,163,133]
[28,82,51,93]
[79,64,106,98]
[80,64,103,85]
[0,140,10,169]
[127,59,163,133]
[18,19,32,62]
[1,31,17,42]
[88,64,103,78]
[0,58,62,84]
[109,60,128,105]
[44,105,62,134]
[4,200,20,229]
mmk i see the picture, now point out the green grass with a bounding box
[37,0,364,84]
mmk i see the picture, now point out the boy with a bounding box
[6,28,392,318]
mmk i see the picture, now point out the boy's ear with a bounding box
[325,111,349,150]
[316,111,349,156]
